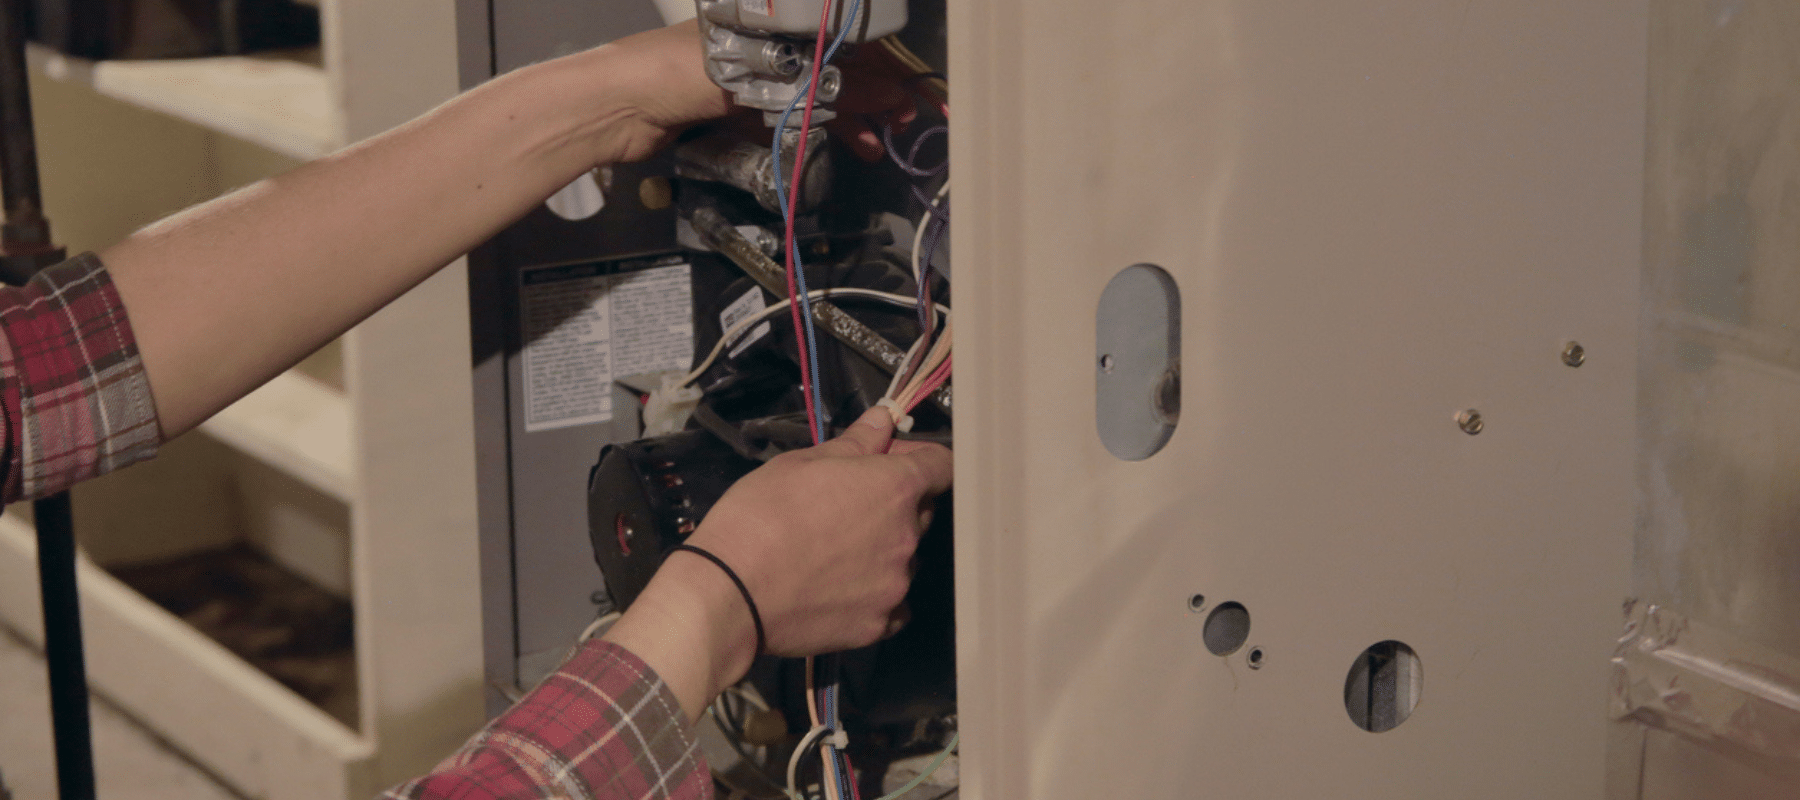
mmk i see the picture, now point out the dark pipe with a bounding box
[32,493,94,800]
[0,4,92,800]
[0,1,47,239]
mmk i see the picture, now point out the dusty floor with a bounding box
[0,629,238,800]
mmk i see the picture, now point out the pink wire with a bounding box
[782,0,838,446]
[902,354,953,416]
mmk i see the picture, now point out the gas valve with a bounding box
[694,0,908,126]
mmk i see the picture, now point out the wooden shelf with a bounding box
[199,370,354,502]
[0,515,372,800]
[28,44,338,161]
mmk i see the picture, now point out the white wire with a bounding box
[682,288,950,388]
[871,733,959,800]
[788,725,831,800]
[883,334,930,400]
[910,181,951,285]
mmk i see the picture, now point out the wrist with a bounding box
[600,550,758,722]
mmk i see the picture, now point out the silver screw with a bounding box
[753,229,781,257]
[1562,341,1586,368]
[1457,409,1484,435]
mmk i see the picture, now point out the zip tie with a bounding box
[875,398,915,433]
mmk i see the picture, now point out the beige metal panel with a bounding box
[952,1,1644,797]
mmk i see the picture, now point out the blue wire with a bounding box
[769,6,864,793]
[772,0,863,443]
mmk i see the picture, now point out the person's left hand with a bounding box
[589,20,925,165]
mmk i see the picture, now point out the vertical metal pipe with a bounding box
[0,4,92,800]
[0,0,50,253]
[32,493,94,800]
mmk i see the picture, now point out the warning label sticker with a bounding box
[719,287,772,359]
[520,258,693,433]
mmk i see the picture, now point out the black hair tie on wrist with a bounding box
[671,544,766,656]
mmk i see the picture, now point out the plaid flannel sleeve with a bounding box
[0,253,160,503]
[382,640,713,800]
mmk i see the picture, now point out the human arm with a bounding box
[384,407,953,799]
[100,22,729,438]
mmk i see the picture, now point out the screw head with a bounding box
[1457,409,1484,435]
[1562,341,1586,368]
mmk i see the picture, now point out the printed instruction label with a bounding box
[738,0,773,15]
[520,258,693,433]
[719,287,772,359]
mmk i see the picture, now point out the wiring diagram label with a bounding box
[719,287,772,359]
[520,258,694,433]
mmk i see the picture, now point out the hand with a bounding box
[555,20,735,165]
[602,407,952,721]
[692,406,951,655]
[594,21,927,164]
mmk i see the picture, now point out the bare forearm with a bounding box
[102,26,718,436]
[602,553,758,724]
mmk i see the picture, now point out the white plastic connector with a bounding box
[642,372,705,436]
[875,398,915,433]
[826,729,850,750]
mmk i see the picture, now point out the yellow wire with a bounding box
[878,36,948,101]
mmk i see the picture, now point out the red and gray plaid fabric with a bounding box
[383,640,711,800]
[0,253,159,502]
[1,254,710,799]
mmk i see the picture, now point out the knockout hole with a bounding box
[1345,640,1423,733]
[1202,601,1251,656]
[1187,593,1206,613]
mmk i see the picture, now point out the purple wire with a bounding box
[914,196,948,336]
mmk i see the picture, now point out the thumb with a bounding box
[810,406,896,457]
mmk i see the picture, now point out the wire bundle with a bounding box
[768,1,867,797]
[758,4,955,797]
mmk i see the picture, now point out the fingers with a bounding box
[882,602,912,640]
[890,441,953,497]
[809,406,896,457]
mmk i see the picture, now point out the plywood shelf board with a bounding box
[0,515,371,800]
[27,44,339,161]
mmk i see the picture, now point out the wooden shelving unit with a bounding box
[0,4,484,799]
[27,45,337,161]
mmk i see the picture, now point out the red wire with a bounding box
[901,354,953,416]
[783,0,838,447]
[792,3,849,795]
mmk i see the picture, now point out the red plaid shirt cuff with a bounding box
[382,640,712,800]
[0,253,160,502]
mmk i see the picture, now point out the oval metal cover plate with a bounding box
[1095,264,1180,460]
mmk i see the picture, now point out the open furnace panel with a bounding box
[460,1,956,797]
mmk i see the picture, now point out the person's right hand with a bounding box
[601,406,951,721]
[690,406,952,657]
